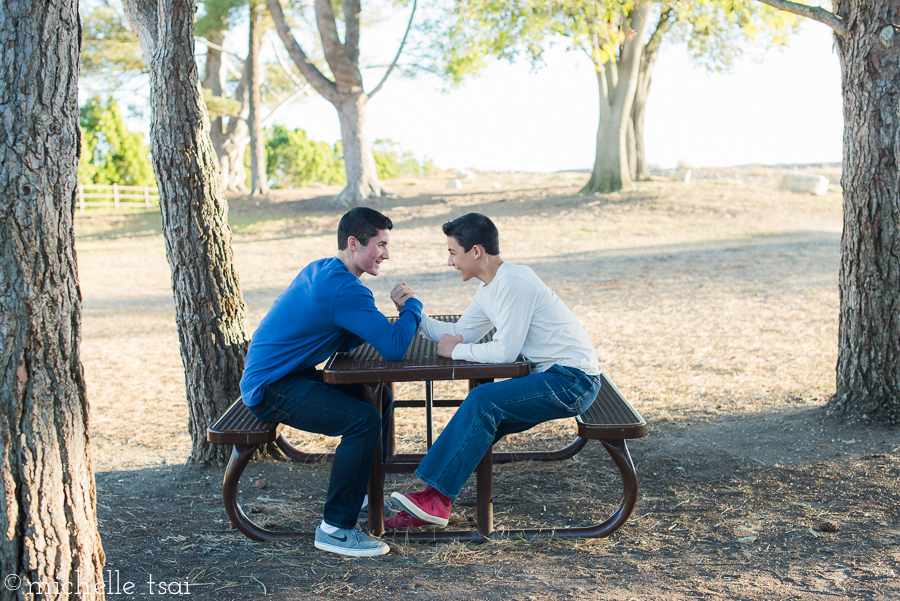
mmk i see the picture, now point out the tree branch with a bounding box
[266,0,340,104]
[120,0,159,58]
[755,0,846,36]
[345,0,360,66]
[367,0,417,99]
[314,0,359,91]
[196,36,245,61]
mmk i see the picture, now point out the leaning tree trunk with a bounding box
[630,9,671,182]
[580,2,653,195]
[631,77,651,180]
[205,33,251,193]
[827,0,900,424]
[123,0,251,465]
[0,0,106,596]
[336,92,383,204]
[248,0,269,196]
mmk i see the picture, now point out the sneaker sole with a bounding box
[314,539,389,557]
[390,492,449,526]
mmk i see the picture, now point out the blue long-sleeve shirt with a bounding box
[240,257,422,406]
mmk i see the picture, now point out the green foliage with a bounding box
[665,0,801,72]
[259,126,436,189]
[264,125,346,188]
[425,0,800,85]
[373,139,438,179]
[78,96,156,186]
[195,0,247,40]
[80,1,145,84]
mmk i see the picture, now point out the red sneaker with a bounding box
[384,511,432,530]
[390,487,451,526]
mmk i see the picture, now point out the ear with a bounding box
[471,244,483,260]
[347,236,359,251]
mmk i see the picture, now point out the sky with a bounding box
[273,7,844,172]
[106,4,845,173]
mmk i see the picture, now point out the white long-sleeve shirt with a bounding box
[420,262,601,375]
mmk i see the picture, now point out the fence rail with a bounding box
[77,184,159,211]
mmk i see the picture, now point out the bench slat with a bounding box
[207,398,282,445]
[576,374,646,439]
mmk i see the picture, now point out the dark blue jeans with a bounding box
[416,364,600,499]
[247,368,393,529]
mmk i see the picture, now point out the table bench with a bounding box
[385,372,646,542]
[207,372,645,543]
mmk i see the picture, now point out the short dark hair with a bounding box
[337,207,393,250]
[442,213,500,255]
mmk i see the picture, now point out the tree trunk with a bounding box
[631,79,651,180]
[626,115,637,181]
[123,0,252,465]
[248,1,269,196]
[0,0,106,596]
[631,9,671,182]
[204,33,250,193]
[267,0,390,205]
[826,0,900,424]
[580,2,653,195]
[220,65,251,193]
[336,92,384,205]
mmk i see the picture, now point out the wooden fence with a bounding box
[77,184,159,212]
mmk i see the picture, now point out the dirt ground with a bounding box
[74,165,900,600]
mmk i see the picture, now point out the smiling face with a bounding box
[350,229,391,277]
[447,236,479,281]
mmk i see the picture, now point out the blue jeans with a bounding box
[415,364,600,499]
[247,368,393,529]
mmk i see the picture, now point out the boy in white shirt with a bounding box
[387,213,602,529]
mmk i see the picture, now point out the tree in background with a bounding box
[247,0,269,195]
[81,0,147,85]
[267,0,417,205]
[425,0,797,191]
[630,1,798,179]
[79,96,156,186]
[122,0,252,465]
[195,0,254,192]
[753,0,900,425]
[1,0,106,596]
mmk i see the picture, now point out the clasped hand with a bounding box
[390,282,417,310]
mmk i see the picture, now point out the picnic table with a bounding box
[208,315,646,543]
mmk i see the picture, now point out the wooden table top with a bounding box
[322,315,531,384]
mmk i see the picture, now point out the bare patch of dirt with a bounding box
[76,167,900,600]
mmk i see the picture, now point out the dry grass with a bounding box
[79,167,900,601]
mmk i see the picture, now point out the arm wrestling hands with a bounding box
[390,283,463,357]
[391,282,418,311]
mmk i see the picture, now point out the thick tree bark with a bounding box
[248,1,269,196]
[123,0,252,464]
[631,9,672,181]
[580,2,653,195]
[0,0,106,596]
[826,0,900,424]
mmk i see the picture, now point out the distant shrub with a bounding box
[373,139,439,180]
[264,125,345,188]
[256,127,437,189]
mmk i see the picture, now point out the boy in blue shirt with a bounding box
[240,207,421,556]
